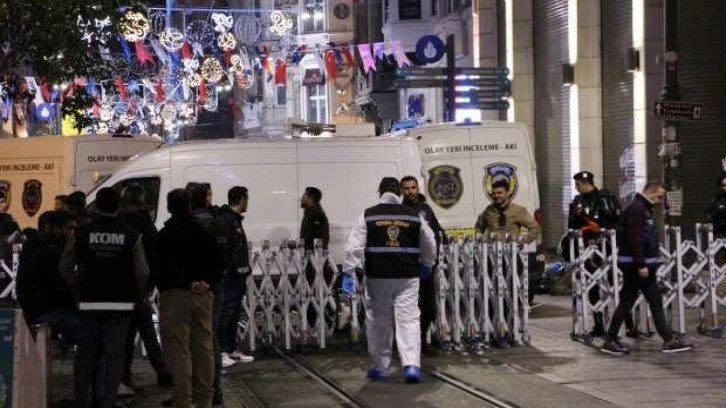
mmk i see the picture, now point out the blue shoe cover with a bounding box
[403,365,420,383]
[366,368,390,381]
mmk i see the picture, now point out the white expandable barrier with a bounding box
[567,226,726,345]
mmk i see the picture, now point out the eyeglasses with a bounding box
[498,212,506,227]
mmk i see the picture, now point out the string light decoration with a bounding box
[161,104,177,122]
[149,10,167,34]
[201,57,224,83]
[182,58,199,73]
[119,10,150,42]
[159,28,185,51]
[119,113,135,126]
[217,32,237,51]
[269,11,293,36]
[211,13,234,33]
[185,72,201,87]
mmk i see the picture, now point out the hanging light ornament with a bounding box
[161,104,178,122]
[211,13,234,33]
[119,10,150,42]
[185,72,202,87]
[201,57,224,84]
[228,54,244,76]
[119,113,135,126]
[217,32,237,51]
[269,11,293,36]
[159,28,186,52]
[148,11,167,35]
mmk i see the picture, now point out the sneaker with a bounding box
[662,337,693,353]
[229,350,255,363]
[117,382,136,397]
[600,339,630,356]
[221,352,238,368]
[366,368,390,381]
[403,365,421,384]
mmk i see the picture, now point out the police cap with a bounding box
[573,171,595,183]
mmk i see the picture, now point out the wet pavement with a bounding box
[50,295,726,407]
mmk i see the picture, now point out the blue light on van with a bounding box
[391,119,419,131]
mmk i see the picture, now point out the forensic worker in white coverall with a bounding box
[342,177,436,383]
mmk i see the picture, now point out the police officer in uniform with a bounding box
[67,187,149,407]
[567,171,633,337]
[342,177,436,383]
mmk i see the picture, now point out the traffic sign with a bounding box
[456,77,510,87]
[456,101,510,110]
[394,78,447,88]
[653,100,704,120]
[456,90,510,101]
[396,67,446,77]
[455,66,510,76]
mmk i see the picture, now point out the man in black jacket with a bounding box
[16,211,78,342]
[601,182,692,356]
[218,186,255,367]
[299,186,329,251]
[158,189,222,408]
[707,172,726,238]
[64,187,149,408]
[187,182,229,406]
[118,184,172,391]
[400,176,445,355]
[0,194,20,260]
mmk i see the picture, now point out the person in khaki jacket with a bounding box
[475,179,541,240]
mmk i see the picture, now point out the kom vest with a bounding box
[364,203,421,279]
[75,216,141,313]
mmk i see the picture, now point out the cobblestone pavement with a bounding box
[50,295,726,407]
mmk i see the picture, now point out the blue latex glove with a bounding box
[342,273,356,296]
[419,265,433,280]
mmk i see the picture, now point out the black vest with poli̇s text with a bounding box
[364,203,421,279]
[74,216,141,314]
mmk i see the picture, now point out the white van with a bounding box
[0,134,161,228]
[87,122,539,262]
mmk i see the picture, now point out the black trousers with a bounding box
[606,264,673,341]
[212,284,223,395]
[75,315,130,408]
[219,274,247,353]
[419,274,437,345]
[123,297,168,382]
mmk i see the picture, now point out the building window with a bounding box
[300,0,326,33]
[399,0,422,20]
[432,0,437,16]
[307,84,328,122]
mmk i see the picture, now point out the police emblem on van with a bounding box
[428,165,463,209]
[484,163,518,202]
[22,179,42,217]
[0,180,10,208]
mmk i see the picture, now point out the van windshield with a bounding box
[87,173,112,196]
